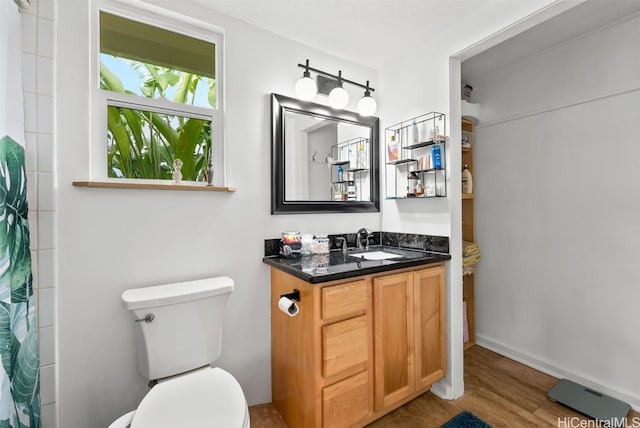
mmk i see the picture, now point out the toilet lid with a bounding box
[131,367,249,428]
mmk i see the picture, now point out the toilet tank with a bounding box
[121,276,234,380]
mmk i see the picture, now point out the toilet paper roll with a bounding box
[278,296,299,317]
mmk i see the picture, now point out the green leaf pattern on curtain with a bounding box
[0,136,40,428]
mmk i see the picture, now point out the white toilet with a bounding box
[112,276,250,428]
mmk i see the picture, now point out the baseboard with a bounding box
[476,334,640,412]
[431,378,454,400]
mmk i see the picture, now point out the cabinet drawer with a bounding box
[321,280,368,320]
[322,316,368,378]
[323,370,370,428]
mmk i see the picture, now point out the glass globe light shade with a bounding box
[357,95,377,116]
[328,86,349,109]
[295,76,317,101]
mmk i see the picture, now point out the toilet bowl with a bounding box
[113,367,249,428]
[111,277,250,427]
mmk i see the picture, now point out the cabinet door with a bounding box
[414,266,446,389]
[373,272,415,410]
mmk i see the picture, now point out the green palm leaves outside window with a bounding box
[101,59,215,181]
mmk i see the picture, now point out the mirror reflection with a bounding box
[284,111,370,202]
[271,93,380,214]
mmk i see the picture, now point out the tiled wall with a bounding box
[20,0,57,426]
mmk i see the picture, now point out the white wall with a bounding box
[55,1,379,427]
[378,0,559,399]
[284,113,311,200]
[19,0,57,426]
[307,124,335,200]
[472,12,640,408]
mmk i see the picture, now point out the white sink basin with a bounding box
[349,251,402,261]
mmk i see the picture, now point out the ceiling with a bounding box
[194,0,491,69]
[462,0,640,82]
[195,0,640,81]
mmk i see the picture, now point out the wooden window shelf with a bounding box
[72,180,236,192]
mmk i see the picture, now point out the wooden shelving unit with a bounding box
[462,118,476,349]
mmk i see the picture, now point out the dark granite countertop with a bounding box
[262,245,451,284]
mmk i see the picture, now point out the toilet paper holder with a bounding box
[280,289,300,302]
[278,289,301,317]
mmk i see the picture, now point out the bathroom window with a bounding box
[95,7,224,183]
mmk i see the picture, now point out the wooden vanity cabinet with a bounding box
[270,263,445,428]
[373,266,446,412]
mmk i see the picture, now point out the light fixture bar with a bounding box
[296,62,375,92]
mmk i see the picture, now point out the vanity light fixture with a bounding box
[294,59,318,101]
[328,71,349,109]
[295,59,377,116]
[357,81,377,117]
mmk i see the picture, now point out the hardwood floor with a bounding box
[248,402,289,428]
[249,346,639,427]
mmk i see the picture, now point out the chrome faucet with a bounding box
[334,236,347,254]
[356,228,373,251]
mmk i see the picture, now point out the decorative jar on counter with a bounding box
[280,232,301,258]
[313,234,330,254]
[300,234,314,256]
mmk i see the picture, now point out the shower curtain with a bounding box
[0,1,41,427]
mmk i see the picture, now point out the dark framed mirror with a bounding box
[271,93,380,214]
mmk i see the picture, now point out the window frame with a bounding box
[91,0,226,185]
